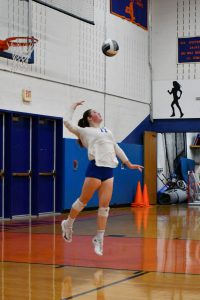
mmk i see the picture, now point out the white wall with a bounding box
[152,0,200,119]
[153,79,200,118]
[0,0,150,141]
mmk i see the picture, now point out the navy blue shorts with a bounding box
[85,160,114,181]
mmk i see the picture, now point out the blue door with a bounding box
[0,113,4,217]
[10,115,31,216]
[2,112,62,218]
[38,118,55,213]
[32,118,55,214]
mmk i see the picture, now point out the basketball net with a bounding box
[11,44,34,71]
[5,37,38,72]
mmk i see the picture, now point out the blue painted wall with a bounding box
[62,139,143,210]
[111,143,143,206]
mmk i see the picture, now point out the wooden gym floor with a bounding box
[1,205,200,299]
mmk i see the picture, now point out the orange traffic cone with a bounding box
[143,184,151,207]
[131,181,144,207]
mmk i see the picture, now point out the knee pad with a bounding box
[72,198,85,212]
[98,207,110,217]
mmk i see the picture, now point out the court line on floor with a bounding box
[56,265,200,275]
[61,271,149,300]
[1,261,200,276]
[0,260,144,272]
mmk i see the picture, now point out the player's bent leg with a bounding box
[93,207,110,256]
[62,177,101,243]
[97,177,113,229]
[92,177,113,255]
[79,177,102,205]
[61,198,86,242]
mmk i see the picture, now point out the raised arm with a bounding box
[63,101,85,137]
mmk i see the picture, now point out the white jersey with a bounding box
[64,108,128,168]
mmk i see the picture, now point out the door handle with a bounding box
[12,170,32,177]
[39,170,56,176]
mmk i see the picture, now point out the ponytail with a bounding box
[77,109,91,147]
[78,118,87,127]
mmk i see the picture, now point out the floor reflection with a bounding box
[0,206,200,299]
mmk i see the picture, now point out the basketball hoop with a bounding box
[0,36,38,71]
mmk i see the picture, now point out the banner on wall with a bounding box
[110,0,147,30]
[178,37,200,63]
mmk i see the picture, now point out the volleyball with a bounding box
[102,39,119,57]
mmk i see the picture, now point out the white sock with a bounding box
[97,230,105,241]
[66,216,75,228]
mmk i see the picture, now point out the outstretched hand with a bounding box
[130,164,144,172]
[125,161,144,172]
[71,101,85,110]
[137,165,144,172]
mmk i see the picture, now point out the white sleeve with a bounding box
[63,107,81,137]
[114,143,129,163]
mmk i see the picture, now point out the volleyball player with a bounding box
[61,101,143,256]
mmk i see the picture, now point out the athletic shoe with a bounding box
[92,236,103,256]
[61,220,73,243]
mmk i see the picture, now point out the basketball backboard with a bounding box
[33,0,95,24]
[0,0,35,64]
